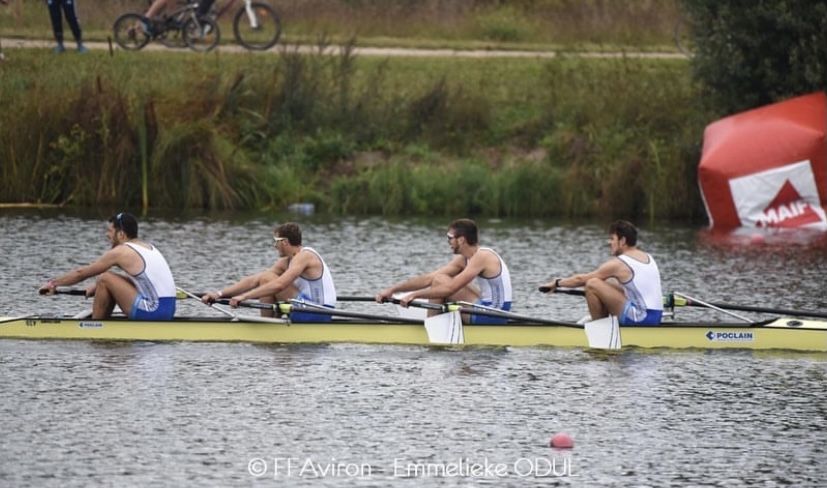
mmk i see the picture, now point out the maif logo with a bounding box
[728,160,827,229]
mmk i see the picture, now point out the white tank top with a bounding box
[292,247,337,307]
[124,242,176,310]
[472,248,513,308]
[617,253,663,317]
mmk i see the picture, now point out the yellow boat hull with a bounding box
[2,316,827,352]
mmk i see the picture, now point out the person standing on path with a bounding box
[45,0,88,53]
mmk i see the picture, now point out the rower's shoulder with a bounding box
[620,249,652,264]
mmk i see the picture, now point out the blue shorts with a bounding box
[620,302,662,326]
[290,294,333,323]
[129,296,176,321]
[469,301,512,325]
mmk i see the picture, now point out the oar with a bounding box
[214,299,423,324]
[177,287,287,324]
[673,292,827,320]
[0,314,38,325]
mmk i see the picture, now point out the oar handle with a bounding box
[39,288,89,296]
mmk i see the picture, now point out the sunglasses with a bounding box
[273,236,287,247]
[446,233,458,242]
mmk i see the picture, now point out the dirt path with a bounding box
[0,37,686,59]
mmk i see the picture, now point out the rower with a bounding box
[375,218,513,324]
[38,212,177,320]
[541,220,663,326]
[202,222,337,322]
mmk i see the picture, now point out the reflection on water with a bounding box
[2,210,827,487]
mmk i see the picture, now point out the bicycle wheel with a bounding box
[233,2,282,50]
[113,13,151,51]
[183,17,220,52]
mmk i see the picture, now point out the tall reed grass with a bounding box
[1,0,684,50]
[0,46,712,219]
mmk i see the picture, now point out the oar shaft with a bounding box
[217,298,423,324]
[336,295,376,302]
[674,292,751,323]
[684,298,827,319]
[178,287,239,319]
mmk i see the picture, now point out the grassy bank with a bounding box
[0,46,713,219]
[1,0,685,52]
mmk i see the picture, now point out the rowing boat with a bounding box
[2,315,826,351]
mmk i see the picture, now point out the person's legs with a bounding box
[60,0,83,48]
[145,0,171,19]
[46,0,65,51]
[249,270,299,317]
[584,277,626,320]
[93,272,138,319]
[430,273,480,318]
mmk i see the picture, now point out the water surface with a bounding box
[1,210,826,487]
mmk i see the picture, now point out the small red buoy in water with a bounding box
[549,432,574,449]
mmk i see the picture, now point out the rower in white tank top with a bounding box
[617,253,663,323]
[472,247,513,310]
[124,242,176,318]
[292,247,337,307]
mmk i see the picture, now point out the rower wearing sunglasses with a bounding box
[375,218,513,324]
[201,222,337,321]
[38,212,177,320]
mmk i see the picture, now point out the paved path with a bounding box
[0,37,687,59]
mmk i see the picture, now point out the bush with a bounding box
[681,0,827,113]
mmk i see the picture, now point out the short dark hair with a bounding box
[449,218,479,245]
[275,222,302,246]
[609,220,638,246]
[109,212,138,239]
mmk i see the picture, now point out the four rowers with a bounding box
[39,214,661,326]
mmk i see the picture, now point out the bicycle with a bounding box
[207,0,282,50]
[113,1,220,52]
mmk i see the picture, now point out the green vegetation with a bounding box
[1,0,684,52]
[0,46,712,219]
[681,0,827,113]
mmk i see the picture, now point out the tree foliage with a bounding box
[682,0,827,114]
